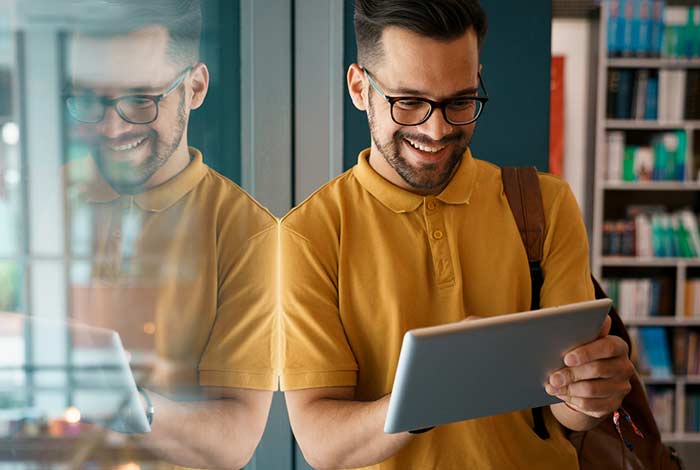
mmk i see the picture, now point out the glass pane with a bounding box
[0,28,23,257]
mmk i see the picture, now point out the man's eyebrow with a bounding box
[388,86,480,98]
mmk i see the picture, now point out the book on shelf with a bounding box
[646,386,675,433]
[687,391,700,433]
[602,207,700,257]
[686,70,700,120]
[670,330,700,375]
[603,277,674,319]
[606,1,700,58]
[634,326,674,377]
[685,279,700,317]
[606,68,699,122]
[605,131,688,182]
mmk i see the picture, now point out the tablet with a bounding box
[0,313,151,433]
[384,298,612,434]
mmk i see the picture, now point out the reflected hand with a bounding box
[545,315,634,419]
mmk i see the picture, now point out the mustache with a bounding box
[395,130,465,146]
[88,131,155,147]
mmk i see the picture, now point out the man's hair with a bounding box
[65,0,202,66]
[354,0,488,67]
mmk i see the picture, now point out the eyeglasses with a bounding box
[363,67,489,126]
[64,66,193,125]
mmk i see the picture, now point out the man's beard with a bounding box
[367,93,470,191]
[92,89,187,195]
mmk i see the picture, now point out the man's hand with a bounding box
[545,315,634,419]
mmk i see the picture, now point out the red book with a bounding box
[549,56,565,177]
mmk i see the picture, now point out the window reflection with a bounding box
[1,1,279,469]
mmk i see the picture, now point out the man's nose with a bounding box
[96,106,132,139]
[416,107,454,142]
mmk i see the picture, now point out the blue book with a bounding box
[641,327,673,378]
[638,1,653,56]
[650,279,661,316]
[645,76,658,120]
[607,0,621,56]
[650,0,666,57]
[616,70,634,119]
[621,0,635,56]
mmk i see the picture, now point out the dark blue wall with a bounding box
[343,0,552,171]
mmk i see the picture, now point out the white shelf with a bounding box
[607,57,700,69]
[601,257,700,267]
[624,317,700,326]
[603,181,700,191]
[605,120,700,130]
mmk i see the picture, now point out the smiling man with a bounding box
[280,1,633,469]
[61,1,276,469]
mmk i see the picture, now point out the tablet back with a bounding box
[384,298,611,433]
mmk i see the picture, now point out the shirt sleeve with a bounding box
[279,223,358,391]
[540,181,596,308]
[198,224,278,391]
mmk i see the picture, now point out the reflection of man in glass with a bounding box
[62,1,276,468]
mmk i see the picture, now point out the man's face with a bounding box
[67,27,190,194]
[353,27,481,193]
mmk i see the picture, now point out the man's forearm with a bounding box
[290,394,414,470]
[136,390,271,469]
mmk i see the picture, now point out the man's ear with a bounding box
[347,63,368,112]
[189,62,209,110]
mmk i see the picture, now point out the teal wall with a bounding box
[189,0,242,183]
[343,0,552,172]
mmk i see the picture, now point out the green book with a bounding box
[676,130,688,181]
[623,146,637,181]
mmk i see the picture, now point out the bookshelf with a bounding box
[592,1,700,454]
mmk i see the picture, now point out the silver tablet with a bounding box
[384,298,612,434]
[0,313,151,434]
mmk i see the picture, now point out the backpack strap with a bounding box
[501,166,550,440]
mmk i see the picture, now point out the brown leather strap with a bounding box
[501,167,546,263]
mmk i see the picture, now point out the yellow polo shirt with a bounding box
[66,147,278,393]
[281,148,595,470]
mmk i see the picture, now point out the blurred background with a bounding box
[1,0,700,468]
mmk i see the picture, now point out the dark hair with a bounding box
[354,0,488,67]
[65,0,201,66]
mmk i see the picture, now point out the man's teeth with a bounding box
[406,139,446,153]
[108,137,146,152]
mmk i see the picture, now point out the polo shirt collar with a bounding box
[353,147,479,213]
[84,147,207,212]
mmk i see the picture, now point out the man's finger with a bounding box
[597,315,612,339]
[548,356,634,388]
[564,334,627,368]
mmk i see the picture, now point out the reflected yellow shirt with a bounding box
[67,147,278,392]
[281,148,594,470]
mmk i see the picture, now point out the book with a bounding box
[632,69,649,119]
[650,1,665,57]
[606,131,625,181]
[686,71,700,120]
[644,74,658,120]
[607,69,621,118]
[607,0,622,56]
[617,69,635,119]
[639,327,673,378]
[549,56,565,178]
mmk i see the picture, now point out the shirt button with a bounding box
[427,200,437,211]
[433,229,444,240]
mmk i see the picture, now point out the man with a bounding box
[281,1,634,469]
[62,1,276,468]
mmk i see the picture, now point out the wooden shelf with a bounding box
[607,57,700,69]
[605,120,700,130]
[603,181,700,191]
